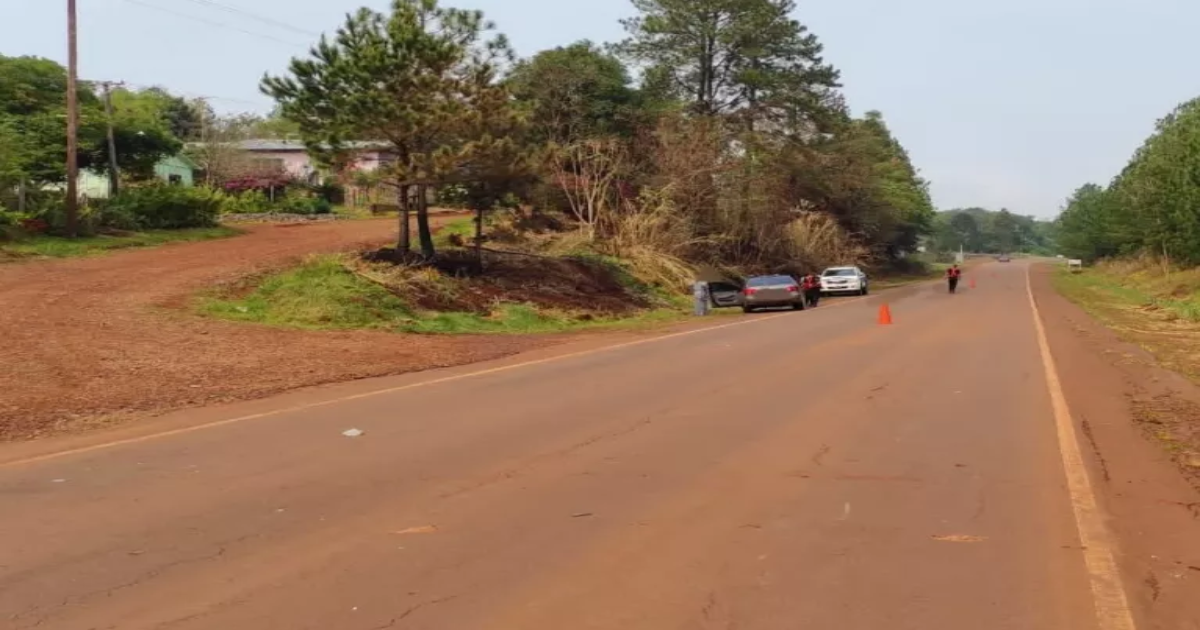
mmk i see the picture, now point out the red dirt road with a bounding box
[1,261,1198,629]
[0,215,554,440]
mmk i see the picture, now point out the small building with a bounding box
[66,154,198,201]
[153,155,196,187]
[192,139,395,184]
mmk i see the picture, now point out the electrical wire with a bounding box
[161,0,321,38]
[122,0,309,49]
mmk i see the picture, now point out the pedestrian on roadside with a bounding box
[692,280,710,316]
[947,264,962,294]
[802,272,822,307]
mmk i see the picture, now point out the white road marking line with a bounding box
[1025,265,1138,630]
[3,295,878,468]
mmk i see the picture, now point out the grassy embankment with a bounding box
[200,254,686,334]
[1053,257,1200,379]
[201,220,954,336]
[0,226,242,260]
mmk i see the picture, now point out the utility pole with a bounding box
[65,0,80,237]
[98,81,125,197]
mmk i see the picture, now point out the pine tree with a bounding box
[620,0,840,132]
[262,0,520,259]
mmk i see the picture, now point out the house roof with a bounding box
[187,139,392,152]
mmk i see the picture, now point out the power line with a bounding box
[162,0,320,37]
[122,0,309,49]
[83,80,268,109]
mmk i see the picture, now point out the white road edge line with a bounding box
[4,295,878,468]
[1025,265,1137,630]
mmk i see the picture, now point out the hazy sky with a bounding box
[5,0,1198,217]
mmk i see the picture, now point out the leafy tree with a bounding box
[250,107,303,139]
[263,0,524,259]
[96,88,183,180]
[1056,184,1125,261]
[931,207,1055,254]
[1056,96,1200,265]
[0,56,180,190]
[0,56,85,116]
[507,41,642,143]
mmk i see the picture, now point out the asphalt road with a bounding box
[0,261,1116,629]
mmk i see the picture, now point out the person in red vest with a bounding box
[946,264,962,294]
[802,272,822,307]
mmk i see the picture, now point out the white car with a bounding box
[820,266,869,296]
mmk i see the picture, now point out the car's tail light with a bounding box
[787,285,799,293]
[744,288,757,296]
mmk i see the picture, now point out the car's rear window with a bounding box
[747,275,791,286]
[823,268,856,277]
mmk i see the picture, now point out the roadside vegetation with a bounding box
[217,0,943,329]
[1054,259,1200,376]
[1050,96,1200,482]
[201,249,686,334]
[1052,95,1200,372]
[5,0,955,327]
[1,226,239,260]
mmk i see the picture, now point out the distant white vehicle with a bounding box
[820,266,869,296]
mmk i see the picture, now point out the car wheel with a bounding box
[793,302,804,311]
[861,285,868,296]
[742,306,754,314]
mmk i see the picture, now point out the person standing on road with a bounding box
[802,273,822,307]
[946,264,962,294]
[692,280,710,316]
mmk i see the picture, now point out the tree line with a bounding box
[0,53,302,213]
[928,207,1056,255]
[261,0,936,272]
[1057,97,1200,265]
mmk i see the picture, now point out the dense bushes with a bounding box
[100,184,222,230]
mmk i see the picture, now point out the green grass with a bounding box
[1052,264,1200,384]
[200,255,689,335]
[0,226,242,260]
[433,217,477,248]
[1053,265,1200,322]
[200,257,417,330]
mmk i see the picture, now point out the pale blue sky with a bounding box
[5,0,1198,217]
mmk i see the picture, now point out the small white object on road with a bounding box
[51,478,67,483]
[342,429,365,438]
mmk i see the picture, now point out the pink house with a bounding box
[227,140,393,183]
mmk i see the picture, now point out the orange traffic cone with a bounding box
[877,303,893,325]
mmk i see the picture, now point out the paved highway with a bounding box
[0,261,1129,629]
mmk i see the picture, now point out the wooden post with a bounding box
[65,0,80,236]
[101,81,122,197]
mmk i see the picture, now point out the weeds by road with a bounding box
[1,226,242,260]
[1053,262,1200,381]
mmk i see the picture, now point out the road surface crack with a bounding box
[375,596,459,628]
[1079,416,1111,483]
[811,445,831,467]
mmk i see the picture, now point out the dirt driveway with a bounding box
[0,217,558,441]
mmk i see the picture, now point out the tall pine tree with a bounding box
[262,0,521,259]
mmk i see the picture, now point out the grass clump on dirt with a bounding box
[200,250,686,335]
[201,256,417,330]
[0,226,242,260]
